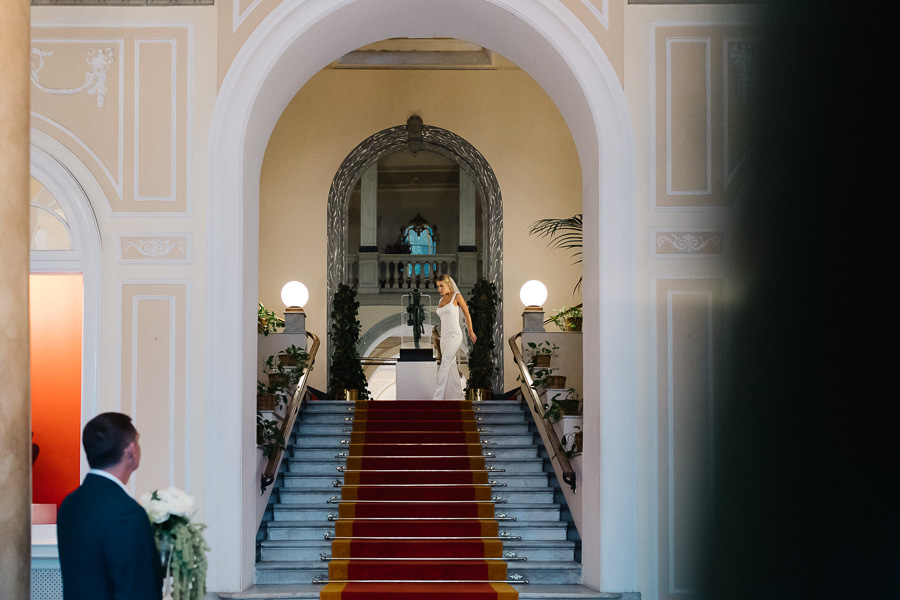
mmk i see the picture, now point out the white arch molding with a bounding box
[206,0,638,593]
[30,131,104,474]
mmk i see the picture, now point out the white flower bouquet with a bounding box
[140,487,208,600]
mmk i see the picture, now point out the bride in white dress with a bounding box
[432,275,477,400]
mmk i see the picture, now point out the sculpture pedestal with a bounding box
[396,349,436,400]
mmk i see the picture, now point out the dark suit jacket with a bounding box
[57,473,163,600]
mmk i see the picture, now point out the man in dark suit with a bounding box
[57,412,163,600]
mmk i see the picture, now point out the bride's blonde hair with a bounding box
[436,274,458,295]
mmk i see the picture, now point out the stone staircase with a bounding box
[219,399,616,599]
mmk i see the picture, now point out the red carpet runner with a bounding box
[319,399,519,600]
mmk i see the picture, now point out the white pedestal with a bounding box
[396,359,437,400]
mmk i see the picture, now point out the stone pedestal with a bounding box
[396,350,437,400]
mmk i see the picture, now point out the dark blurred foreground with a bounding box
[707,1,898,598]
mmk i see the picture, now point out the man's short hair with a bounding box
[82,413,137,469]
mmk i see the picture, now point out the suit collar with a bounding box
[87,468,132,497]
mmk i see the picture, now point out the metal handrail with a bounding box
[508,331,576,492]
[260,330,320,493]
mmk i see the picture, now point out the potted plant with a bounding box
[256,381,280,411]
[542,388,581,421]
[278,344,309,370]
[328,284,369,400]
[263,355,292,389]
[256,412,286,458]
[549,305,583,332]
[258,302,284,336]
[465,279,499,401]
[560,426,583,459]
[525,340,558,367]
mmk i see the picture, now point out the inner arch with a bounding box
[327,119,504,391]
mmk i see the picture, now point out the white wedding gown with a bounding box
[433,293,464,400]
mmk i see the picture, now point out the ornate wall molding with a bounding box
[119,235,190,262]
[31,47,116,108]
[327,118,504,392]
[654,230,724,256]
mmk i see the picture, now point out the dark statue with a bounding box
[406,288,425,349]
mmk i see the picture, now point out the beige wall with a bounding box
[625,4,760,599]
[259,63,584,392]
[30,6,217,512]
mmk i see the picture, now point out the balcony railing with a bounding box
[347,251,481,294]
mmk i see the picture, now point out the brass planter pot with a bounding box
[565,317,583,331]
[257,393,278,411]
[466,388,493,402]
[268,372,290,388]
[343,389,359,402]
[546,375,567,389]
[533,354,552,367]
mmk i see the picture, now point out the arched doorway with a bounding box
[29,136,103,497]
[327,118,504,392]
[206,0,637,592]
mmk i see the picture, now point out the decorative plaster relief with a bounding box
[120,235,190,262]
[655,231,724,256]
[654,25,757,209]
[31,47,116,108]
[31,26,190,213]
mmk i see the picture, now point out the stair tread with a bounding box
[219,583,615,599]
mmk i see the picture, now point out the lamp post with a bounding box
[519,280,547,332]
[281,281,309,335]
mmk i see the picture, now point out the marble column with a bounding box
[0,1,32,598]
[358,165,380,293]
[456,172,478,288]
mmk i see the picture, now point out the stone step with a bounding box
[291,422,534,436]
[264,519,569,542]
[225,584,624,600]
[290,444,539,459]
[258,538,575,562]
[222,583,618,599]
[276,486,556,505]
[252,558,583,586]
[280,472,550,489]
[286,455,546,474]
[271,502,562,523]
[291,432,536,448]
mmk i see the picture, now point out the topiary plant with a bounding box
[466,279,499,394]
[327,284,370,399]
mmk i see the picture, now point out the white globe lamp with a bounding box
[281,280,309,310]
[281,281,309,334]
[519,280,548,310]
[519,280,548,332]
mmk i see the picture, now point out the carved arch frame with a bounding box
[327,121,504,392]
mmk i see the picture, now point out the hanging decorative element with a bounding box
[31,47,116,108]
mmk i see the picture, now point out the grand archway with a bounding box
[327,119,505,391]
[207,0,637,592]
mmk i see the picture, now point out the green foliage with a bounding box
[328,284,370,399]
[549,305,583,331]
[559,426,583,459]
[528,213,583,292]
[256,411,286,457]
[542,388,582,422]
[526,340,558,356]
[257,302,284,336]
[466,279,499,392]
[264,345,310,389]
